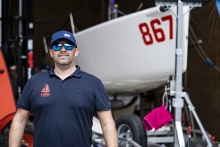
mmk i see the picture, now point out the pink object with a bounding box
[143,105,172,131]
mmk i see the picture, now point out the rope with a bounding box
[189,25,219,71]
[190,4,216,29]
[191,0,215,14]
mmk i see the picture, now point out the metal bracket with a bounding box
[155,2,202,7]
[170,80,176,96]
[172,98,184,108]
[176,48,184,56]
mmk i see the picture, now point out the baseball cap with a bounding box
[50,30,77,47]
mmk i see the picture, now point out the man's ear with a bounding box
[75,48,79,57]
[49,49,53,58]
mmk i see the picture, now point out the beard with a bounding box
[57,60,73,66]
[55,54,73,67]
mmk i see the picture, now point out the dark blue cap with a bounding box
[51,30,77,46]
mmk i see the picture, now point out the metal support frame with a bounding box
[18,0,35,96]
[182,92,212,146]
[155,0,212,146]
[1,0,34,98]
[92,132,142,147]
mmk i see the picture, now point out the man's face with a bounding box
[50,39,78,67]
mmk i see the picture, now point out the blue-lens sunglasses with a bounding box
[52,43,76,51]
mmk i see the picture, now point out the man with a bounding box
[9,30,118,147]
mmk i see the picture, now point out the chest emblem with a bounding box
[41,84,50,97]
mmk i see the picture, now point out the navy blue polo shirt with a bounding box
[17,65,111,147]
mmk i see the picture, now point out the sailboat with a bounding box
[75,5,190,95]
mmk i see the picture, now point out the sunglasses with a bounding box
[51,43,76,51]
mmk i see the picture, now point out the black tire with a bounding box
[185,137,207,147]
[116,114,147,147]
[23,123,34,136]
[1,125,10,147]
[1,121,34,147]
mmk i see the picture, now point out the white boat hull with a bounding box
[75,6,189,94]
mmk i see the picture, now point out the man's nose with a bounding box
[60,46,66,51]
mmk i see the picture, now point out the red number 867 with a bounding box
[139,15,173,45]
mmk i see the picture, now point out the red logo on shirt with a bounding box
[41,84,50,97]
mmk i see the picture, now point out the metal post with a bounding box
[113,4,118,19]
[70,13,75,34]
[25,0,34,80]
[18,0,23,96]
[108,0,117,20]
[173,1,185,146]
[108,0,112,20]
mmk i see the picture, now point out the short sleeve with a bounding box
[94,79,111,111]
[16,79,32,111]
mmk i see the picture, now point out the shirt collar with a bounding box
[49,65,82,78]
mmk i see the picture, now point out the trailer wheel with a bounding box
[116,114,147,147]
[1,121,34,147]
[21,124,34,147]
